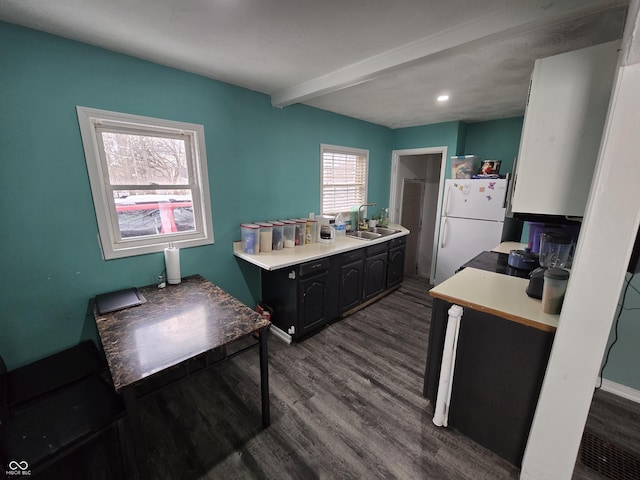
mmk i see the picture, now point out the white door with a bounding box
[434,216,504,285]
[401,179,425,276]
[443,179,507,221]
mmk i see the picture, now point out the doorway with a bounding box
[390,147,447,281]
[401,179,425,276]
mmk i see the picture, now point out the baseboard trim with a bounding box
[270,324,292,344]
[598,378,640,404]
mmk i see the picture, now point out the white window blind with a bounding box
[320,144,368,214]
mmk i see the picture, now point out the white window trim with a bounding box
[320,144,369,215]
[77,106,214,259]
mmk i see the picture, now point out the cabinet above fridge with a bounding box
[510,41,620,218]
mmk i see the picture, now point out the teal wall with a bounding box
[464,117,528,241]
[603,273,640,391]
[391,120,465,177]
[463,117,524,174]
[0,22,392,368]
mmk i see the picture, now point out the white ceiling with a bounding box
[0,0,629,128]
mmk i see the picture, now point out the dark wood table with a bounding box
[91,274,271,479]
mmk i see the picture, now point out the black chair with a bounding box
[0,374,124,476]
[0,340,106,409]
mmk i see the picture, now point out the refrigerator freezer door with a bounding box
[434,216,504,285]
[442,179,507,221]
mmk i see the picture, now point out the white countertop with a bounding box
[429,267,558,332]
[234,224,410,271]
[491,241,528,254]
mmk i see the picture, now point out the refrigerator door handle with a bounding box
[440,217,448,248]
[444,183,452,216]
[503,172,511,209]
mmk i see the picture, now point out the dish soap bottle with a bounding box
[381,208,389,227]
[335,213,346,238]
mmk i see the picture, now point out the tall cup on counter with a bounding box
[542,268,570,314]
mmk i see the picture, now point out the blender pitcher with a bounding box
[538,232,574,268]
[527,232,574,299]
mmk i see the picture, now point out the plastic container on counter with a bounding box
[293,219,307,246]
[268,221,284,250]
[279,220,296,248]
[308,218,318,244]
[256,222,273,253]
[240,223,260,254]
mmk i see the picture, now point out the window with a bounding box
[320,144,368,215]
[77,106,214,259]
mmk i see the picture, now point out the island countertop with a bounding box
[234,224,410,271]
[429,267,558,332]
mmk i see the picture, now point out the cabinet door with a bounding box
[387,246,406,287]
[511,41,619,217]
[299,272,329,335]
[363,252,388,301]
[340,261,363,313]
[448,306,554,467]
[261,268,298,335]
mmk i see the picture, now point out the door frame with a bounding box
[389,146,448,281]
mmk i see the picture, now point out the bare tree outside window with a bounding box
[77,106,214,259]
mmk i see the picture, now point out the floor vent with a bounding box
[580,430,640,480]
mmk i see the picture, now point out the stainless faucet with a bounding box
[357,203,376,230]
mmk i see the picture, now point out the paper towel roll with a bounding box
[164,246,181,284]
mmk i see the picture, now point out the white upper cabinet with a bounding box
[511,41,620,217]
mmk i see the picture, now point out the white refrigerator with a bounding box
[433,178,507,285]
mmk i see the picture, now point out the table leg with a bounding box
[259,328,270,428]
[122,387,151,480]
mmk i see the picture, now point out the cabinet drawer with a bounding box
[389,236,406,248]
[366,242,388,257]
[341,249,364,264]
[299,258,330,277]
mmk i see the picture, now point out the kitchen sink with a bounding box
[367,226,400,235]
[347,226,401,241]
[347,230,383,240]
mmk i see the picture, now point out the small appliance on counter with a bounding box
[526,232,574,299]
[317,215,335,244]
[507,248,539,272]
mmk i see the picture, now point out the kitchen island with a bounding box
[424,264,559,467]
[235,224,410,342]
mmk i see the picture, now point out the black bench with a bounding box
[0,340,106,409]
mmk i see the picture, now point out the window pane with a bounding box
[101,132,188,186]
[321,147,368,214]
[114,190,194,239]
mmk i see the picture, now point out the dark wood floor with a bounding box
[36,276,639,480]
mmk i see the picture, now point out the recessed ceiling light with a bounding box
[437,95,449,102]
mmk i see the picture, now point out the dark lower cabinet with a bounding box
[423,298,554,467]
[339,249,364,313]
[364,251,387,300]
[387,236,406,287]
[261,236,407,340]
[261,258,335,338]
[299,271,329,335]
